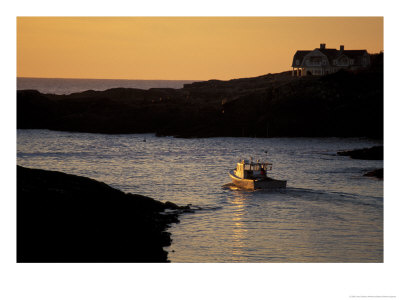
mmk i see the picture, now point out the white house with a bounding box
[292,43,370,76]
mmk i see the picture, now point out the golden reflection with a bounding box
[230,192,249,259]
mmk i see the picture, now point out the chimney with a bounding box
[340,45,344,52]
[320,43,326,50]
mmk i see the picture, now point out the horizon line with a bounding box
[17,76,206,81]
[16,70,293,82]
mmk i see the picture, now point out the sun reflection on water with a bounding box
[229,192,251,260]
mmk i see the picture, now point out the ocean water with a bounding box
[17,129,383,262]
[17,77,197,94]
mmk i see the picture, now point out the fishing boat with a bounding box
[229,159,287,190]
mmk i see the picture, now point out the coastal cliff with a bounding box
[17,53,383,138]
[17,165,190,262]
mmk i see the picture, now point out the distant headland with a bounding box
[17,52,383,139]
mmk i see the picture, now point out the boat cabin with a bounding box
[234,160,272,179]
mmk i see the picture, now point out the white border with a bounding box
[3,1,399,300]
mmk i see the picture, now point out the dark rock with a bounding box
[17,165,190,262]
[364,168,383,179]
[164,201,179,209]
[337,146,383,160]
[17,61,383,139]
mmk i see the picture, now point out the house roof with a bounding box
[292,50,310,67]
[319,48,340,60]
[342,50,368,58]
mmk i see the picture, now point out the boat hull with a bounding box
[229,170,286,190]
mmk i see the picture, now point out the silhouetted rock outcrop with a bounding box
[17,59,383,138]
[364,168,383,179]
[337,146,383,160]
[17,165,191,262]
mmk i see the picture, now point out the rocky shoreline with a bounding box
[17,165,192,262]
[17,53,383,139]
[363,168,383,179]
[337,146,383,179]
[337,145,383,160]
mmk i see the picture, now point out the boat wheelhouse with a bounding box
[229,159,286,190]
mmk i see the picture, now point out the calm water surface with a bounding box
[17,77,196,94]
[17,130,383,262]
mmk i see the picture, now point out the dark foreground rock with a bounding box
[17,53,383,139]
[17,165,191,262]
[337,145,383,160]
[364,168,383,179]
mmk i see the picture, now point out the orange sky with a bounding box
[17,17,383,80]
